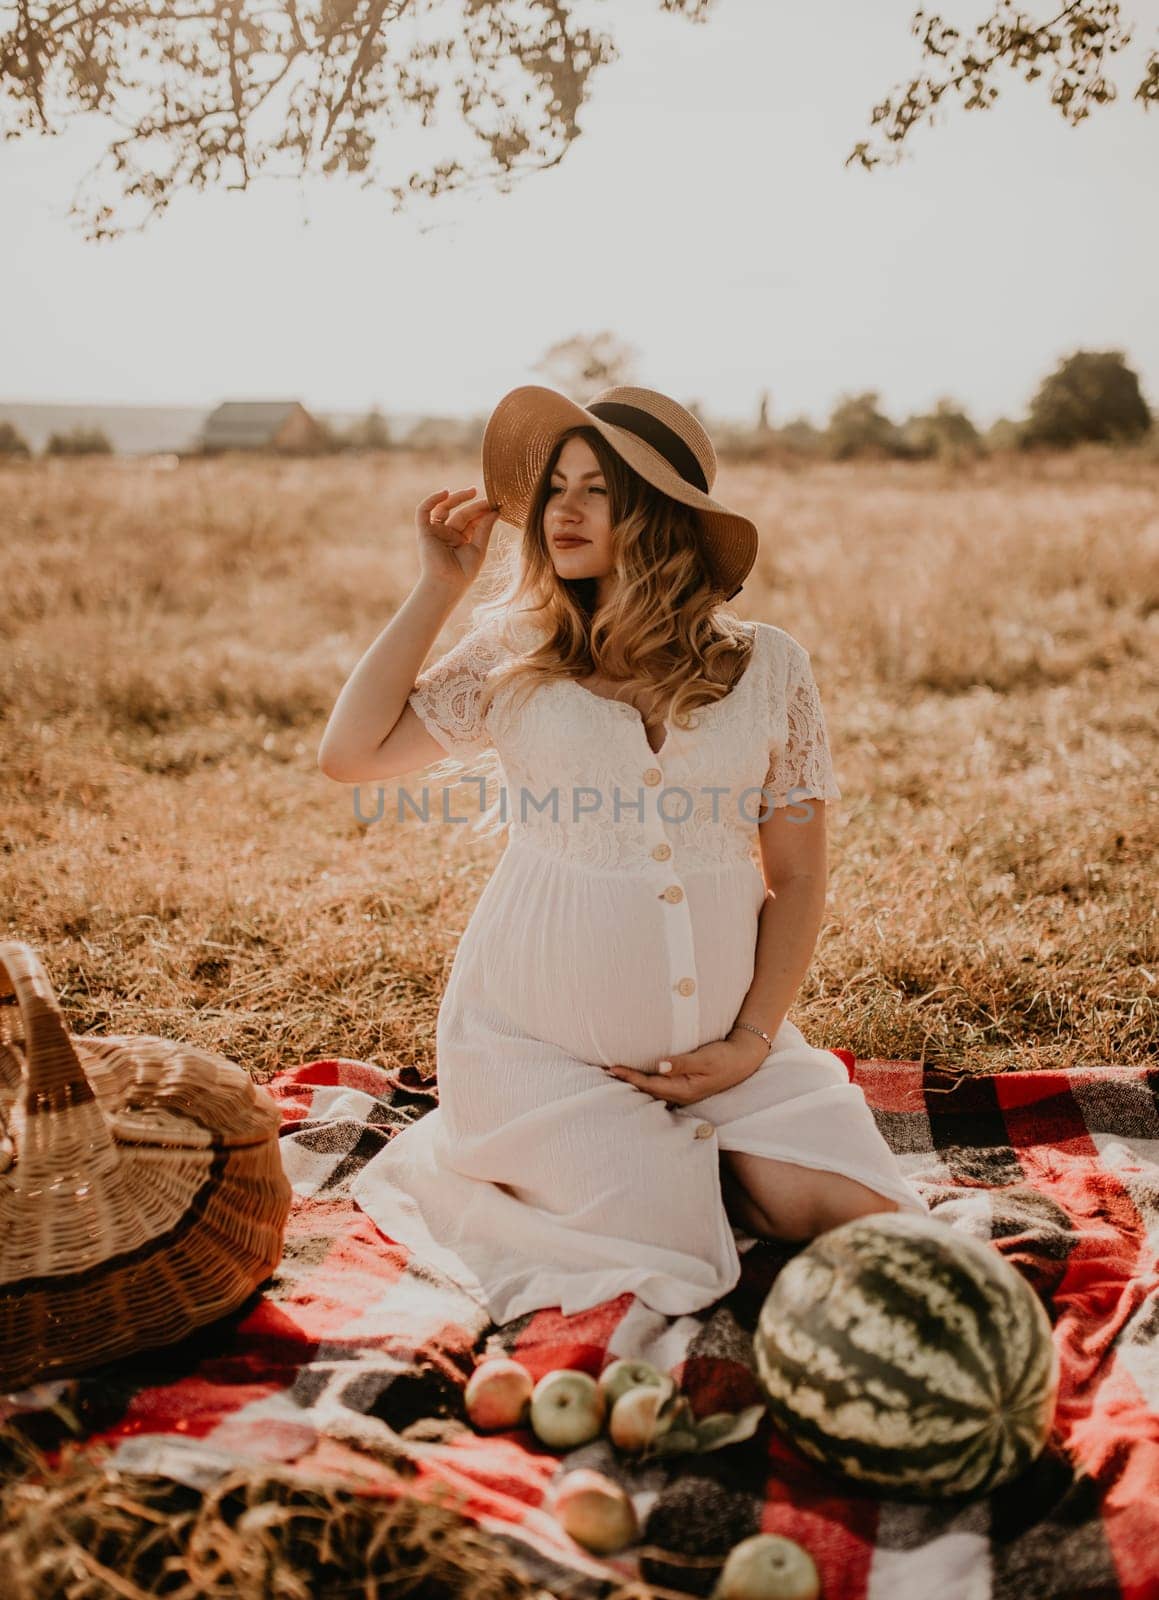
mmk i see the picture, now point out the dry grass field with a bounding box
[1,448,1155,1081]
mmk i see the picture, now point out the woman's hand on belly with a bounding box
[603,1035,766,1107]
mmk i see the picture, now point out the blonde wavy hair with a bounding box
[418,423,756,839]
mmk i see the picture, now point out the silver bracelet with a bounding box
[732,1020,775,1051]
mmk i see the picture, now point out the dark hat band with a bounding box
[586,400,709,494]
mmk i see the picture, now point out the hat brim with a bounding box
[481,386,757,601]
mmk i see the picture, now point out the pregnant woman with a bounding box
[318,383,926,1325]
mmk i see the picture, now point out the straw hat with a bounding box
[481,385,759,601]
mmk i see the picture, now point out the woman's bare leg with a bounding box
[720,1156,777,1237]
[721,1150,900,1243]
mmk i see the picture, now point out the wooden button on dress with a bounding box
[643,768,662,786]
[693,1122,714,1139]
[662,885,685,904]
[651,843,672,861]
[675,978,696,996]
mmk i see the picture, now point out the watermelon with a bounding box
[754,1211,1059,1499]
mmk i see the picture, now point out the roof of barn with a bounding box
[201,401,313,448]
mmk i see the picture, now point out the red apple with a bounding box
[464,1357,533,1432]
[549,1467,639,1555]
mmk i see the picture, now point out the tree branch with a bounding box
[847,0,1144,170]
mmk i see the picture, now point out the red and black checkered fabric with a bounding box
[3,1056,1157,1598]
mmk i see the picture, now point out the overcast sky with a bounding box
[3,0,1156,428]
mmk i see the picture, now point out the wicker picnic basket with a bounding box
[0,940,292,1394]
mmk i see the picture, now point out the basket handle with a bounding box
[0,940,104,1111]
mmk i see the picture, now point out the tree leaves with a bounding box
[636,1383,766,1462]
[0,0,718,239]
[848,2,1153,171]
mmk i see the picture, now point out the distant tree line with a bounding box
[2,351,1152,466]
[321,407,393,454]
[524,336,1156,463]
[0,423,115,458]
[378,348,1156,464]
[728,350,1154,463]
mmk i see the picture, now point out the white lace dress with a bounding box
[349,613,927,1323]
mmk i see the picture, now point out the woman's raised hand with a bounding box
[416,487,500,592]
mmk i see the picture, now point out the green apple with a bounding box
[597,1357,668,1410]
[463,1357,534,1432]
[529,1369,606,1449]
[711,1534,821,1600]
[549,1467,639,1556]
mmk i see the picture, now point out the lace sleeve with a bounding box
[763,639,842,809]
[408,616,508,760]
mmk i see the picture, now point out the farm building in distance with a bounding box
[200,401,328,454]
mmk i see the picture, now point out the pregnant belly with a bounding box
[446,845,767,1068]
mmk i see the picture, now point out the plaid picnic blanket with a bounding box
[4,1054,1159,1599]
